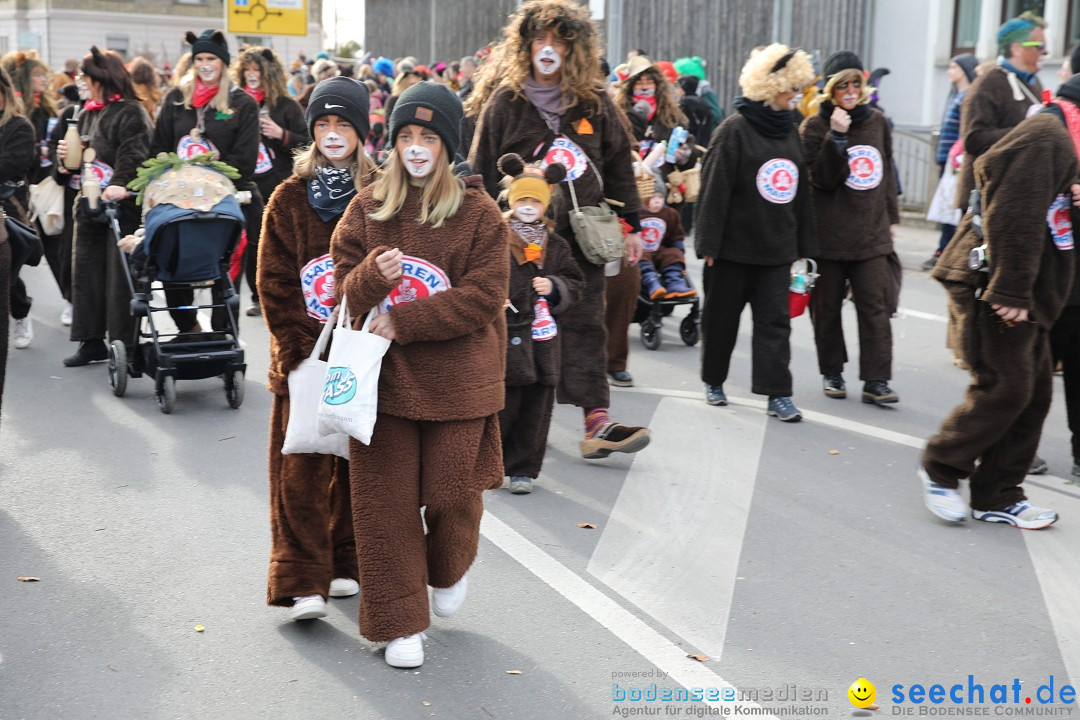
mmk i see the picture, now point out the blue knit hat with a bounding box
[374,57,394,78]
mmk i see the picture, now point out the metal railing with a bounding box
[892,128,940,213]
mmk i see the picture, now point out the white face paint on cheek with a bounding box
[319,132,349,158]
[788,95,800,110]
[198,65,219,83]
[533,46,562,76]
[403,145,435,177]
[514,205,541,223]
[245,73,260,89]
[634,87,656,98]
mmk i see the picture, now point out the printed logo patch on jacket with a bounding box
[640,216,667,252]
[1048,194,1074,251]
[541,136,588,182]
[301,254,336,322]
[531,297,557,341]
[255,141,274,175]
[845,145,884,190]
[177,134,219,160]
[755,158,799,204]
[81,159,115,190]
[376,255,451,314]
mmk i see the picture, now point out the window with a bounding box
[106,34,129,59]
[953,0,982,55]
[1068,0,1080,51]
[1001,0,1045,20]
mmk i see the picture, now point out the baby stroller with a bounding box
[106,156,247,414]
[634,274,701,351]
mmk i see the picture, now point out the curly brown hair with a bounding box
[464,0,604,119]
[1,51,56,117]
[231,46,288,110]
[615,66,687,133]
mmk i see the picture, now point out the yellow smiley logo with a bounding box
[848,678,876,708]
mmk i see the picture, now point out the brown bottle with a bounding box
[63,119,83,172]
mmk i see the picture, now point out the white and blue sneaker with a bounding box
[766,395,802,422]
[972,501,1057,530]
[918,462,968,523]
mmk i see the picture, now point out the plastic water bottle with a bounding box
[666,126,688,164]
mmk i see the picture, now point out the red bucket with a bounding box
[789,290,811,318]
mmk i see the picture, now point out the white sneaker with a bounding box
[328,578,359,597]
[60,302,72,326]
[12,316,32,349]
[431,575,467,618]
[289,594,328,621]
[918,461,968,523]
[973,501,1058,530]
[384,633,426,668]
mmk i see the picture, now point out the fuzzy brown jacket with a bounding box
[259,175,344,395]
[954,66,1043,209]
[331,179,510,422]
[933,110,1077,325]
[505,225,584,387]
[800,108,899,260]
[469,85,643,237]
[76,100,153,190]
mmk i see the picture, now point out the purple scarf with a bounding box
[524,75,566,134]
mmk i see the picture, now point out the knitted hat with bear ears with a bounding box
[186,29,230,66]
[498,153,566,211]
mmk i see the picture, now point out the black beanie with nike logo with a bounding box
[306,76,371,139]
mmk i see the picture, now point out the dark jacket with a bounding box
[77,100,152,191]
[470,85,643,238]
[955,65,1043,208]
[505,224,584,387]
[0,116,36,216]
[253,95,309,199]
[331,176,510,422]
[933,110,1077,326]
[694,112,817,265]
[28,106,56,184]
[151,87,260,189]
[800,107,899,261]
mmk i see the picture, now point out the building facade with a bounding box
[0,0,324,70]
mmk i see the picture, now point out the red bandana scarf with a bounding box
[244,86,265,105]
[84,94,122,112]
[193,80,219,108]
[1058,99,1080,160]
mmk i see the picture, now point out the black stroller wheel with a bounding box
[108,340,128,397]
[640,318,662,350]
[157,374,176,414]
[680,315,700,346]
[225,370,244,409]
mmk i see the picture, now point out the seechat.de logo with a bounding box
[323,367,357,406]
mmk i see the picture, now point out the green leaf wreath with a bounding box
[127,152,241,206]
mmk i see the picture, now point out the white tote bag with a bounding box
[28,176,65,236]
[317,299,392,445]
[926,166,962,226]
[282,307,351,459]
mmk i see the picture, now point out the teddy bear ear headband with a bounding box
[497,152,567,184]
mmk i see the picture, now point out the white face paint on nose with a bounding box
[320,132,349,158]
[198,65,219,82]
[245,73,260,89]
[533,45,562,76]
[514,205,541,223]
[403,145,435,177]
[633,87,656,98]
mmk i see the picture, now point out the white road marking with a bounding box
[588,398,765,660]
[480,511,775,715]
[896,307,948,323]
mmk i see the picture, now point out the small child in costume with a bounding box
[638,171,695,300]
[497,153,584,495]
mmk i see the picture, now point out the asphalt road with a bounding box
[2,223,1079,720]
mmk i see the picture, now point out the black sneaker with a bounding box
[920,255,939,271]
[862,380,898,405]
[607,370,633,387]
[823,374,846,399]
[63,340,108,367]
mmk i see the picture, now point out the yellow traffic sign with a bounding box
[226,0,308,37]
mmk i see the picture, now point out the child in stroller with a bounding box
[110,153,248,413]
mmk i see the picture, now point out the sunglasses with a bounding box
[1019,41,1046,50]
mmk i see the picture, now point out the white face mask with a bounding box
[787,95,800,110]
[534,46,562,76]
[513,205,542,223]
[245,72,260,90]
[633,87,656,98]
[76,78,90,100]
[402,145,435,178]
[319,132,350,159]
[198,65,219,83]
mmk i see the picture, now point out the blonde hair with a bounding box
[738,43,814,103]
[0,66,25,127]
[464,0,605,118]
[813,68,872,109]
[1,51,56,117]
[171,52,192,86]
[392,71,421,97]
[370,151,464,228]
[177,65,234,113]
[292,142,378,193]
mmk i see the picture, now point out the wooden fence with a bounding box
[363,0,520,64]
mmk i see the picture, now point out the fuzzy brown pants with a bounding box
[558,246,609,408]
[500,383,556,479]
[810,255,893,381]
[348,412,502,642]
[922,288,1052,511]
[267,395,357,606]
[605,260,641,374]
[70,217,138,344]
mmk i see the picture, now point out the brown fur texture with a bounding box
[604,260,640,374]
[954,66,1043,209]
[330,181,510,422]
[500,384,555,478]
[0,236,9,423]
[348,412,501,642]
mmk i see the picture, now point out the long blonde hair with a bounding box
[0,66,25,127]
[370,152,464,228]
[292,142,378,193]
[177,65,233,113]
[813,68,873,110]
